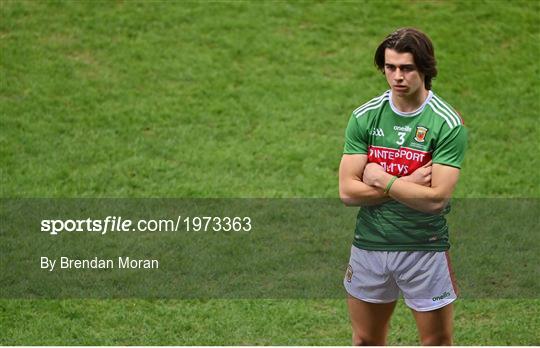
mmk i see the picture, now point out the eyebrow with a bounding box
[384,64,416,69]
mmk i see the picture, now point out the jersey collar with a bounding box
[389,90,433,117]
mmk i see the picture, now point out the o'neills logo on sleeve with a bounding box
[368,145,432,176]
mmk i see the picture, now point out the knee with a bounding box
[352,332,385,346]
[420,333,452,346]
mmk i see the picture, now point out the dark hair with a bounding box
[374,28,437,90]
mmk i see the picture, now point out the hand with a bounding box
[401,161,432,187]
[362,162,387,187]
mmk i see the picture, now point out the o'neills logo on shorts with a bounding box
[432,291,451,301]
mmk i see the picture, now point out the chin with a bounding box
[392,88,410,95]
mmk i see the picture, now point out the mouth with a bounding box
[394,85,407,91]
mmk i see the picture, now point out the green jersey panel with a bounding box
[343,90,467,251]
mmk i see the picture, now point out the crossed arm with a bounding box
[338,154,460,214]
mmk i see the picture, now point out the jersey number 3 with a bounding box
[396,132,406,146]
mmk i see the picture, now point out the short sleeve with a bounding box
[343,113,368,154]
[432,125,468,168]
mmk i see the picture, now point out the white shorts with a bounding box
[344,245,459,312]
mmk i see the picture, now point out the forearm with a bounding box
[372,174,448,214]
[339,178,391,206]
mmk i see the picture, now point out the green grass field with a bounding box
[1,0,539,345]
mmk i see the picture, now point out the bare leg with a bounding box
[347,295,397,345]
[411,303,454,345]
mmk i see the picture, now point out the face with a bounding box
[384,49,426,97]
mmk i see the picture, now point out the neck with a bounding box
[391,88,429,113]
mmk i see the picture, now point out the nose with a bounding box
[394,68,404,80]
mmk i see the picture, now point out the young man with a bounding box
[339,28,467,345]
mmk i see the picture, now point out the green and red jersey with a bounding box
[343,90,467,251]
